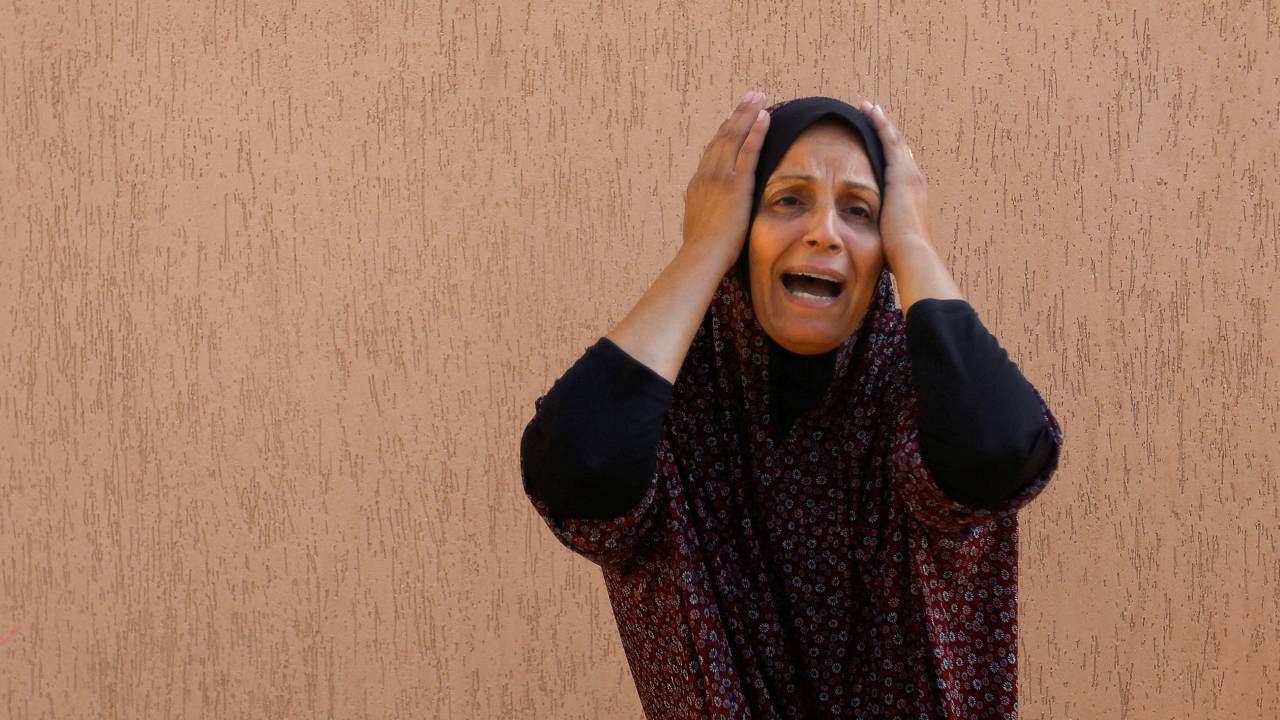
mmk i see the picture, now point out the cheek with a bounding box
[747,231,782,278]
[747,226,774,259]
[847,228,883,263]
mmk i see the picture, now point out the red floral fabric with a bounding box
[523,264,1064,719]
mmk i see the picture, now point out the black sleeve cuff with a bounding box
[905,299,1058,509]
[520,337,674,519]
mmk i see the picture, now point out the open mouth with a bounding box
[780,272,844,301]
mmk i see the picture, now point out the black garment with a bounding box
[904,299,1058,508]
[765,335,839,442]
[521,298,1057,520]
[519,335,673,520]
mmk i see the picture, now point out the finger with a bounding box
[859,101,890,139]
[698,93,760,175]
[865,102,915,169]
[701,98,747,175]
[733,108,771,178]
[858,99,894,157]
[713,92,767,175]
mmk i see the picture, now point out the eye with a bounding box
[772,194,873,219]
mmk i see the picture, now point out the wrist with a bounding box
[882,233,933,269]
[885,238,965,317]
[675,241,738,280]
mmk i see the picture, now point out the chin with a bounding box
[765,327,846,354]
[758,301,857,353]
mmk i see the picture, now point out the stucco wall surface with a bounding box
[1,0,1277,717]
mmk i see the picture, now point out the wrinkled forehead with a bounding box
[767,120,874,186]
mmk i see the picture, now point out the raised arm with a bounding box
[607,91,772,381]
[857,99,1064,531]
[519,92,774,562]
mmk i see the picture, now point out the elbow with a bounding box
[924,418,1057,509]
[520,416,651,520]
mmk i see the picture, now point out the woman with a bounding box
[520,94,1064,718]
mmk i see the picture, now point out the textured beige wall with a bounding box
[1,0,1277,717]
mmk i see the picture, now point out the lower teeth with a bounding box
[790,289,833,301]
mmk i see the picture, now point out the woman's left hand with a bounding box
[858,100,965,313]
[858,101,934,267]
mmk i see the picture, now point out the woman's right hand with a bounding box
[605,92,771,383]
[680,91,771,271]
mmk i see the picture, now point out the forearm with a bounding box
[522,244,729,520]
[885,238,965,319]
[606,245,734,384]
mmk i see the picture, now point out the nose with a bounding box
[802,205,843,252]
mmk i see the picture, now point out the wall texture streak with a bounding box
[1,0,1277,717]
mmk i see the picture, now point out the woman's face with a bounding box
[748,120,884,354]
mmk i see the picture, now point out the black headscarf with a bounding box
[734,96,889,436]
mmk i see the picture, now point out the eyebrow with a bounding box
[767,173,880,197]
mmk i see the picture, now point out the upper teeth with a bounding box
[794,271,840,283]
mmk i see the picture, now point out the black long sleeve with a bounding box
[521,299,1055,519]
[905,299,1057,509]
[520,337,674,519]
